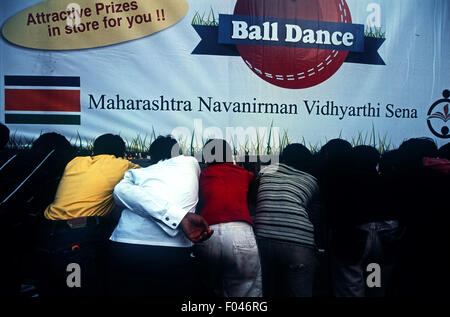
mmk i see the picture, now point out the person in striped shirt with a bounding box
[254,143,319,297]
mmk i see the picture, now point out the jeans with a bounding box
[194,221,262,297]
[332,220,402,297]
[35,219,111,296]
[256,237,316,297]
[108,242,202,296]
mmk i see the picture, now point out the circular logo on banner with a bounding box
[234,0,352,89]
[427,89,450,139]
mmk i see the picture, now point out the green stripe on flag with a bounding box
[5,114,80,125]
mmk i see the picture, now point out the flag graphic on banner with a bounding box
[4,75,80,125]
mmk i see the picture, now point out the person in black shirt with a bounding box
[0,132,75,296]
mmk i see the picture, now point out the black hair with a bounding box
[438,142,450,160]
[32,132,73,156]
[0,123,10,149]
[379,149,400,176]
[93,134,126,158]
[319,138,352,163]
[203,139,233,164]
[397,137,438,169]
[281,143,313,173]
[148,135,180,164]
[351,145,380,170]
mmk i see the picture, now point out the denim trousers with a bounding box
[331,220,401,297]
[194,221,262,297]
[34,220,111,296]
[256,237,316,297]
[107,242,202,296]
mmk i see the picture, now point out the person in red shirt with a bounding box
[195,139,262,297]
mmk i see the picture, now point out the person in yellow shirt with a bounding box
[35,133,139,296]
[44,150,139,220]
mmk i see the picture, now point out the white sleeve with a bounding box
[113,170,188,236]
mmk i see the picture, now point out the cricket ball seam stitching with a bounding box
[244,0,349,82]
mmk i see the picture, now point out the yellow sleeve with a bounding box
[128,161,141,169]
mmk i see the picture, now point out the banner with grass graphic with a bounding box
[1,0,449,154]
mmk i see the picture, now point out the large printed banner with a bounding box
[1,0,449,151]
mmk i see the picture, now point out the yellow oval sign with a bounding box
[2,0,189,50]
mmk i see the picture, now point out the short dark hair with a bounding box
[319,138,352,162]
[379,149,400,176]
[398,137,438,169]
[281,143,313,173]
[32,132,73,155]
[0,123,10,149]
[351,145,380,170]
[438,142,450,160]
[149,135,180,164]
[93,134,126,158]
[203,139,233,164]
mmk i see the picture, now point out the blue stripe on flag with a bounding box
[5,76,80,87]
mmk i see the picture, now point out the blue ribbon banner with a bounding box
[218,14,364,52]
[192,14,385,65]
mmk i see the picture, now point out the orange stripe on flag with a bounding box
[5,89,80,112]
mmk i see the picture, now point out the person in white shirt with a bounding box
[107,135,213,296]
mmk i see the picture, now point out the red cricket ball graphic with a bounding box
[233,0,352,89]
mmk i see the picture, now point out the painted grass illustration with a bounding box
[7,124,395,158]
[191,7,387,41]
[192,8,219,26]
[365,27,386,39]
